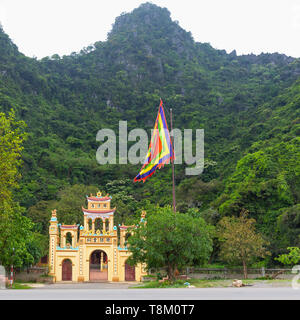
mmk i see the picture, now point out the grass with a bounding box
[133,279,235,288]
[7,283,32,289]
[196,264,226,269]
[132,280,187,288]
[133,279,238,288]
[189,279,234,288]
[133,278,296,289]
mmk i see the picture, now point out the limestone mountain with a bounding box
[0,3,299,258]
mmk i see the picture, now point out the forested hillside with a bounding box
[0,3,299,264]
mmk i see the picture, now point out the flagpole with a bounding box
[170,108,176,213]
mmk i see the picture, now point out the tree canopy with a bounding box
[0,110,45,269]
[217,210,270,278]
[127,206,214,280]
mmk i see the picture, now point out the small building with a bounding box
[48,191,146,282]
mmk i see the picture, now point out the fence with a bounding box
[14,266,52,283]
[185,267,294,279]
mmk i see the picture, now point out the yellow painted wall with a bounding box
[55,251,79,282]
[49,197,147,283]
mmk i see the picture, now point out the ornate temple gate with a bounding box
[62,259,72,281]
[89,250,108,281]
[49,192,148,283]
[125,261,135,281]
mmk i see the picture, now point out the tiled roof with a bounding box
[87,196,111,201]
[82,207,116,214]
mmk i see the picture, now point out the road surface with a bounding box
[1,287,300,300]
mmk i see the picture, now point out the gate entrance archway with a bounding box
[62,259,72,281]
[89,250,108,281]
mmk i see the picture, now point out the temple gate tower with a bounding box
[48,209,58,277]
[49,191,147,282]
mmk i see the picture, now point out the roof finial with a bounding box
[141,210,146,219]
[51,209,57,217]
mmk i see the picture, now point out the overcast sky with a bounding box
[0,0,299,59]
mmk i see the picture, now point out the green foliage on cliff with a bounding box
[0,3,299,264]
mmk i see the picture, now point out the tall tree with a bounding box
[0,110,40,269]
[0,110,26,202]
[0,202,36,269]
[217,210,270,278]
[127,206,214,281]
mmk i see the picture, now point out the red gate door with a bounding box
[125,262,135,281]
[62,259,72,281]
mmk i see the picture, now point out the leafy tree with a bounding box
[0,110,42,270]
[0,201,37,269]
[217,210,270,278]
[216,140,299,218]
[275,247,300,266]
[27,184,99,231]
[277,204,300,248]
[0,110,26,202]
[127,205,214,281]
[215,138,300,255]
[26,232,49,266]
[27,200,56,234]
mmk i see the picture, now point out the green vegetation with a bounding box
[8,283,32,289]
[127,206,214,280]
[275,247,300,266]
[134,278,297,288]
[0,111,45,270]
[134,279,187,288]
[0,2,299,271]
[217,210,270,278]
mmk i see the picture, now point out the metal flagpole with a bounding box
[170,108,176,213]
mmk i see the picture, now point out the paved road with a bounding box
[1,287,300,300]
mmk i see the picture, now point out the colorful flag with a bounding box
[134,99,174,182]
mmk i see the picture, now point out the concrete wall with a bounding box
[14,267,52,283]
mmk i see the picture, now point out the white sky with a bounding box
[0,0,299,59]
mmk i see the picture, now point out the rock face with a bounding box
[232,279,243,287]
